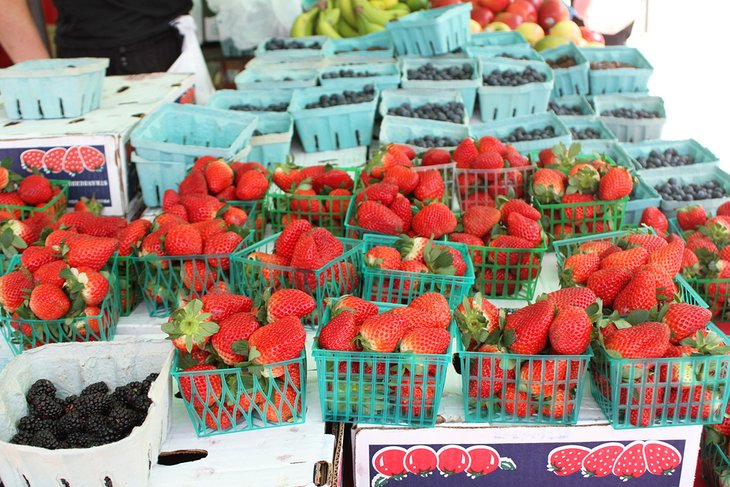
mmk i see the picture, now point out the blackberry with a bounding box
[63,394,79,414]
[387,101,465,124]
[144,373,160,383]
[56,411,84,437]
[81,382,109,396]
[128,395,153,413]
[29,429,60,450]
[141,374,159,395]
[27,379,56,400]
[75,393,113,416]
[549,102,584,116]
[125,381,145,396]
[108,406,144,434]
[483,67,547,87]
[65,432,97,449]
[17,415,56,433]
[10,431,32,445]
[29,394,64,420]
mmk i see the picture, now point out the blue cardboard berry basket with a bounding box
[470,111,570,153]
[400,57,481,118]
[289,85,379,152]
[478,58,554,122]
[379,88,468,126]
[580,46,653,95]
[131,153,191,207]
[248,113,294,166]
[550,94,595,118]
[317,62,400,91]
[379,114,469,151]
[565,116,616,142]
[130,103,257,163]
[540,42,589,97]
[207,89,292,114]
[386,3,471,57]
[466,43,543,62]
[469,30,528,47]
[322,31,394,59]
[594,94,666,143]
[234,67,318,91]
[0,58,108,120]
[254,35,327,60]
[624,173,662,225]
[622,139,720,172]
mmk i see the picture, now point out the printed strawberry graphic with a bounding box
[548,445,590,476]
[41,147,67,173]
[582,442,625,477]
[466,445,516,478]
[612,441,647,481]
[20,148,46,171]
[79,146,105,171]
[643,441,681,476]
[62,146,85,175]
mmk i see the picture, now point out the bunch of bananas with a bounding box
[291,0,428,39]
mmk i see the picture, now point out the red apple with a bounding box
[494,11,524,29]
[471,6,495,28]
[525,0,543,9]
[477,0,510,13]
[538,0,569,31]
[432,0,463,7]
[580,26,605,44]
[507,0,537,23]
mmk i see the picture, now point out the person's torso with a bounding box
[53,0,193,48]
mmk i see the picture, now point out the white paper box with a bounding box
[0,339,174,487]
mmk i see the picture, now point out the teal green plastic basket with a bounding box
[594,95,666,143]
[565,116,616,141]
[580,46,653,95]
[171,349,306,437]
[131,152,192,207]
[541,42,589,97]
[312,304,451,427]
[379,88,468,126]
[701,437,730,487]
[550,94,595,118]
[477,58,554,122]
[386,3,471,56]
[318,63,400,91]
[0,254,120,355]
[254,36,326,60]
[535,196,628,242]
[589,324,730,429]
[130,103,257,163]
[231,235,363,327]
[466,43,543,62]
[455,164,535,209]
[379,115,468,150]
[322,31,394,58]
[133,233,254,317]
[234,67,318,91]
[289,85,379,152]
[360,234,475,308]
[248,113,294,166]
[458,336,592,425]
[400,57,481,118]
[117,255,140,317]
[623,174,662,226]
[469,30,528,47]
[207,89,292,114]
[0,179,68,221]
[623,139,720,172]
[0,58,108,120]
[470,112,570,153]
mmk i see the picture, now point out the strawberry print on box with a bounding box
[2,144,111,207]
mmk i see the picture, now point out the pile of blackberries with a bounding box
[635,148,696,169]
[483,67,547,86]
[406,63,474,80]
[654,178,726,202]
[388,101,465,124]
[9,376,158,449]
[230,102,288,112]
[590,61,637,70]
[406,136,461,148]
[305,85,375,109]
[321,69,376,79]
[601,108,661,119]
[502,125,556,143]
[265,39,321,51]
[571,127,604,140]
[549,102,585,116]
[547,56,578,69]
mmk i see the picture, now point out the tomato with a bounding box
[372,446,407,478]
[404,446,438,476]
[437,445,471,477]
[466,446,501,477]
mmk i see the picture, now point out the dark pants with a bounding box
[56,27,183,75]
[603,21,635,46]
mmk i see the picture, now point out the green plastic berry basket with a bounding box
[457,333,592,425]
[550,94,595,118]
[322,31,394,59]
[580,46,653,95]
[589,325,730,429]
[318,62,400,91]
[534,196,628,243]
[264,167,360,237]
[469,31,528,47]
[593,94,666,143]
[622,139,720,172]
[0,179,68,221]
[623,173,662,226]
[132,234,254,318]
[565,116,616,141]
[477,58,554,122]
[701,435,730,487]
[455,164,536,210]
[312,304,451,427]
[385,3,471,57]
[0,254,120,355]
[171,349,306,437]
[466,43,543,63]
[360,234,475,308]
[0,254,17,276]
[541,42,589,98]
[117,255,141,317]
[230,234,363,328]
[470,112,571,153]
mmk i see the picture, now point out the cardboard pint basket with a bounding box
[0,339,173,487]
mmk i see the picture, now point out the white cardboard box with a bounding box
[0,73,194,217]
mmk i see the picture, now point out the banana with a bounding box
[406,0,428,11]
[388,3,410,13]
[336,0,358,29]
[370,0,387,9]
[317,6,342,38]
[337,17,359,38]
[291,7,319,37]
[353,0,399,25]
[380,0,399,8]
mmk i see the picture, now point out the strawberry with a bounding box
[274,219,311,262]
[567,164,600,194]
[676,205,706,231]
[290,186,321,217]
[460,190,493,210]
[221,206,248,227]
[438,245,467,276]
[394,372,436,417]
[190,219,225,243]
[680,248,699,278]
[561,253,599,285]
[235,169,268,201]
[180,193,224,223]
[448,232,484,247]
[326,188,352,217]
[488,235,533,266]
[164,224,202,256]
[647,239,684,277]
[162,190,180,212]
[365,246,401,270]
[455,294,499,349]
[330,295,378,325]
[33,260,68,287]
[357,312,407,352]
[520,358,578,396]
[204,231,243,270]
[640,207,669,235]
[318,310,360,351]
[65,266,109,306]
[467,344,512,399]
[260,385,301,422]
[452,138,479,168]
[597,166,633,201]
[288,231,322,274]
[179,364,222,408]
[162,299,219,352]
[504,300,555,355]
[501,383,535,418]
[355,181,399,206]
[546,287,597,310]
[204,160,234,194]
[412,169,445,202]
[603,321,670,358]
[561,193,597,221]
[582,443,625,478]
[399,327,450,354]
[499,198,541,223]
[531,168,566,204]
[477,136,504,154]
[548,445,591,477]
[613,270,659,314]
[390,306,443,330]
[541,388,573,418]
[247,316,306,370]
[549,306,592,355]
[388,194,412,233]
[686,233,718,254]
[356,201,403,235]
[643,441,681,476]
[507,212,542,244]
[211,312,260,365]
[470,151,504,170]
[383,165,419,195]
[271,164,303,193]
[412,202,456,239]
[311,168,354,194]
[637,263,677,301]
[265,289,316,322]
[0,269,33,313]
[663,303,711,344]
[462,205,500,238]
[20,246,57,273]
[29,283,70,320]
[625,233,667,254]
[200,293,253,323]
[248,252,290,282]
[308,227,343,263]
[369,146,411,179]
[409,292,452,329]
[389,144,416,160]
[178,169,208,195]
[64,235,118,271]
[586,267,632,307]
[18,174,52,205]
[182,260,212,292]
[600,246,648,271]
[612,441,646,481]
[421,148,451,166]
[395,235,429,262]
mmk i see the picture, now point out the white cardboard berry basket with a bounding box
[0,339,173,487]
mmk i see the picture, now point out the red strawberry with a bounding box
[520,359,578,396]
[470,151,504,170]
[271,164,304,193]
[582,443,625,478]
[247,316,306,370]
[318,310,361,351]
[30,283,70,320]
[383,165,419,195]
[643,441,681,476]
[389,144,416,160]
[365,246,401,269]
[390,306,444,331]
[561,193,598,221]
[33,260,68,287]
[266,289,316,322]
[164,224,202,256]
[179,364,222,408]
[499,198,541,223]
[190,219,225,243]
[162,189,180,212]
[163,300,217,353]
[355,181,399,206]
[549,306,592,355]
[18,175,52,205]
[182,260,212,292]
[178,169,208,195]
[211,312,259,365]
[274,219,311,262]
[546,287,597,310]
[586,267,632,307]
[532,168,566,204]
[504,151,529,167]
[312,168,354,194]
[462,205,500,238]
[460,189,493,210]
[542,388,574,418]
[357,313,407,352]
[625,233,667,254]
[452,138,478,168]
[204,231,243,270]
[612,441,646,481]
[66,266,109,306]
[20,246,57,273]
[613,270,659,314]
[412,169,445,202]
[0,269,33,313]
[201,293,253,322]
[235,170,269,200]
[399,327,450,354]
[640,207,669,235]
[467,345,512,398]
[663,303,711,344]
[718,201,730,217]
[409,292,452,329]
[330,295,378,326]
[478,136,504,154]
[421,148,451,166]
[357,201,404,235]
[388,194,412,233]
[448,232,484,247]
[647,239,684,277]
[504,300,554,355]
[676,205,706,231]
[412,202,456,239]
[488,235,534,266]
[64,235,118,271]
[204,160,234,194]
[561,253,599,285]
[180,194,224,223]
[548,445,590,477]
[600,247,648,271]
[326,188,352,217]
[501,383,535,418]
[598,167,633,201]
[603,321,670,358]
[290,187,321,217]
[73,196,103,215]
[507,212,542,244]
[578,240,620,258]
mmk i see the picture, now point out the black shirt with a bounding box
[54,0,193,49]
